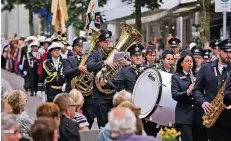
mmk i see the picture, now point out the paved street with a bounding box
[1,69,98,129]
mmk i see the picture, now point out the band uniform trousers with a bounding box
[46,86,63,102]
[28,66,39,94]
[82,96,94,129]
[94,98,113,128]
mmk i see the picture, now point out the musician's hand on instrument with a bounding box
[104,60,116,70]
[187,84,194,95]
[202,102,213,114]
[78,65,88,73]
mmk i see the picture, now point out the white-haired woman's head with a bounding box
[68,89,84,112]
[108,107,136,139]
[113,90,132,107]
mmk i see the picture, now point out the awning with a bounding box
[126,10,169,25]
[172,4,199,14]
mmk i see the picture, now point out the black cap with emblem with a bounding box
[209,39,221,49]
[191,46,204,56]
[168,37,181,48]
[203,49,212,60]
[72,36,87,47]
[146,44,156,53]
[218,38,231,52]
[98,29,112,42]
[127,43,144,56]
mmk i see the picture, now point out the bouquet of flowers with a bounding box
[159,127,181,141]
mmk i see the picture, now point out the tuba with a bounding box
[95,23,142,94]
[71,29,101,96]
[202,81,227,128]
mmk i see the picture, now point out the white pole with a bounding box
[223,11,227,39]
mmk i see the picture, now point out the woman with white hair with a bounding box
[1,113,22,141]
[6,90,33,137]
[109,107,156,141]
[69,89,89,131]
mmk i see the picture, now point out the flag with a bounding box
[85,0,101,30]
[51,0,68,34]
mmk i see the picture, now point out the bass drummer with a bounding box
[143,44,157,67]
[159,49,175,74]
[171,50,197,141]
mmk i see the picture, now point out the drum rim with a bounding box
[133,67,163,119]
[145,68,163,118]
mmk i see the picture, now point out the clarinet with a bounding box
[189,68,196,85]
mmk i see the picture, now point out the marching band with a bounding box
[5,23,231,141]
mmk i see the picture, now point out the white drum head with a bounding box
[132,68,161,119]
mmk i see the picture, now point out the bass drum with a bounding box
[132,68,176,126]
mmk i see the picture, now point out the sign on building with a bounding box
[215,0,231,12]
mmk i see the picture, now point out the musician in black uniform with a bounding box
[37,42,66,102]
[193,39,231,141]
[63,36,87,92]
[223,71,231,106]
[168,37,181,61]
[210,39,221,61]
[27,41,40,96]
[191,46,208,141]
[87,29,114,128]
[160,49,175,73]
[63,36,94,128]
[171,50,196,141]
[203,49,212,63]
[190,46,204,74]
[19,36,37,91]
[103,43,144,93]
[143,45,156,67]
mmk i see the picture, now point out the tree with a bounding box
[199,0,210,43]
[1,0,51,35]
[122,0,163,32]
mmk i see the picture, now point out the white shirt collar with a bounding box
[52,57,60,63]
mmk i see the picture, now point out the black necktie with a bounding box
[222,67,226,75]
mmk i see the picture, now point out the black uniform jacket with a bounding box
[87,48,113,99]
[38,57,65,97]
[63,56,81,93]
[193,60,231,126]
[59,115,80,141]
[224,71,231,105]
[171,72,195,124]
[106,65,139,93]
[160,65,175,74]
[19,45,29,70]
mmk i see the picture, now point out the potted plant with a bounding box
[159,127,181,141]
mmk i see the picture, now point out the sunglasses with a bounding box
[68,104,79,107]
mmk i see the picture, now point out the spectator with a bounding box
[69,89,89,131]
[53,93,80,141]
[31,117,58,141]
[118,101,143,135]
[1,99,13,114]
[97,90,132,141]
[1,113,22,141]
[108,107,156,141]
[36,103,61,127]
[6,90,33,137]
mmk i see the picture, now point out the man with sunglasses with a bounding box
[193,39,231,141]
[191,46,204,74]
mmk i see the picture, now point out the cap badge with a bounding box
[195,49,199,53]
[172,41,176,44]
[105,34,109,38]
[79,39,83,43]
[135,47,139,51]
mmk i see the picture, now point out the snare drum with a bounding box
[132,68,176,126]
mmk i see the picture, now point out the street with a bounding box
[1,69,98,129]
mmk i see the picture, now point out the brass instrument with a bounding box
[71,29,101,96]
[202,81,227,128]
[95,23,142,94]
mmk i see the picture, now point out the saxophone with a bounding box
[71,29,101,96]
[202,81,227,128]
[95,23,142,94]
